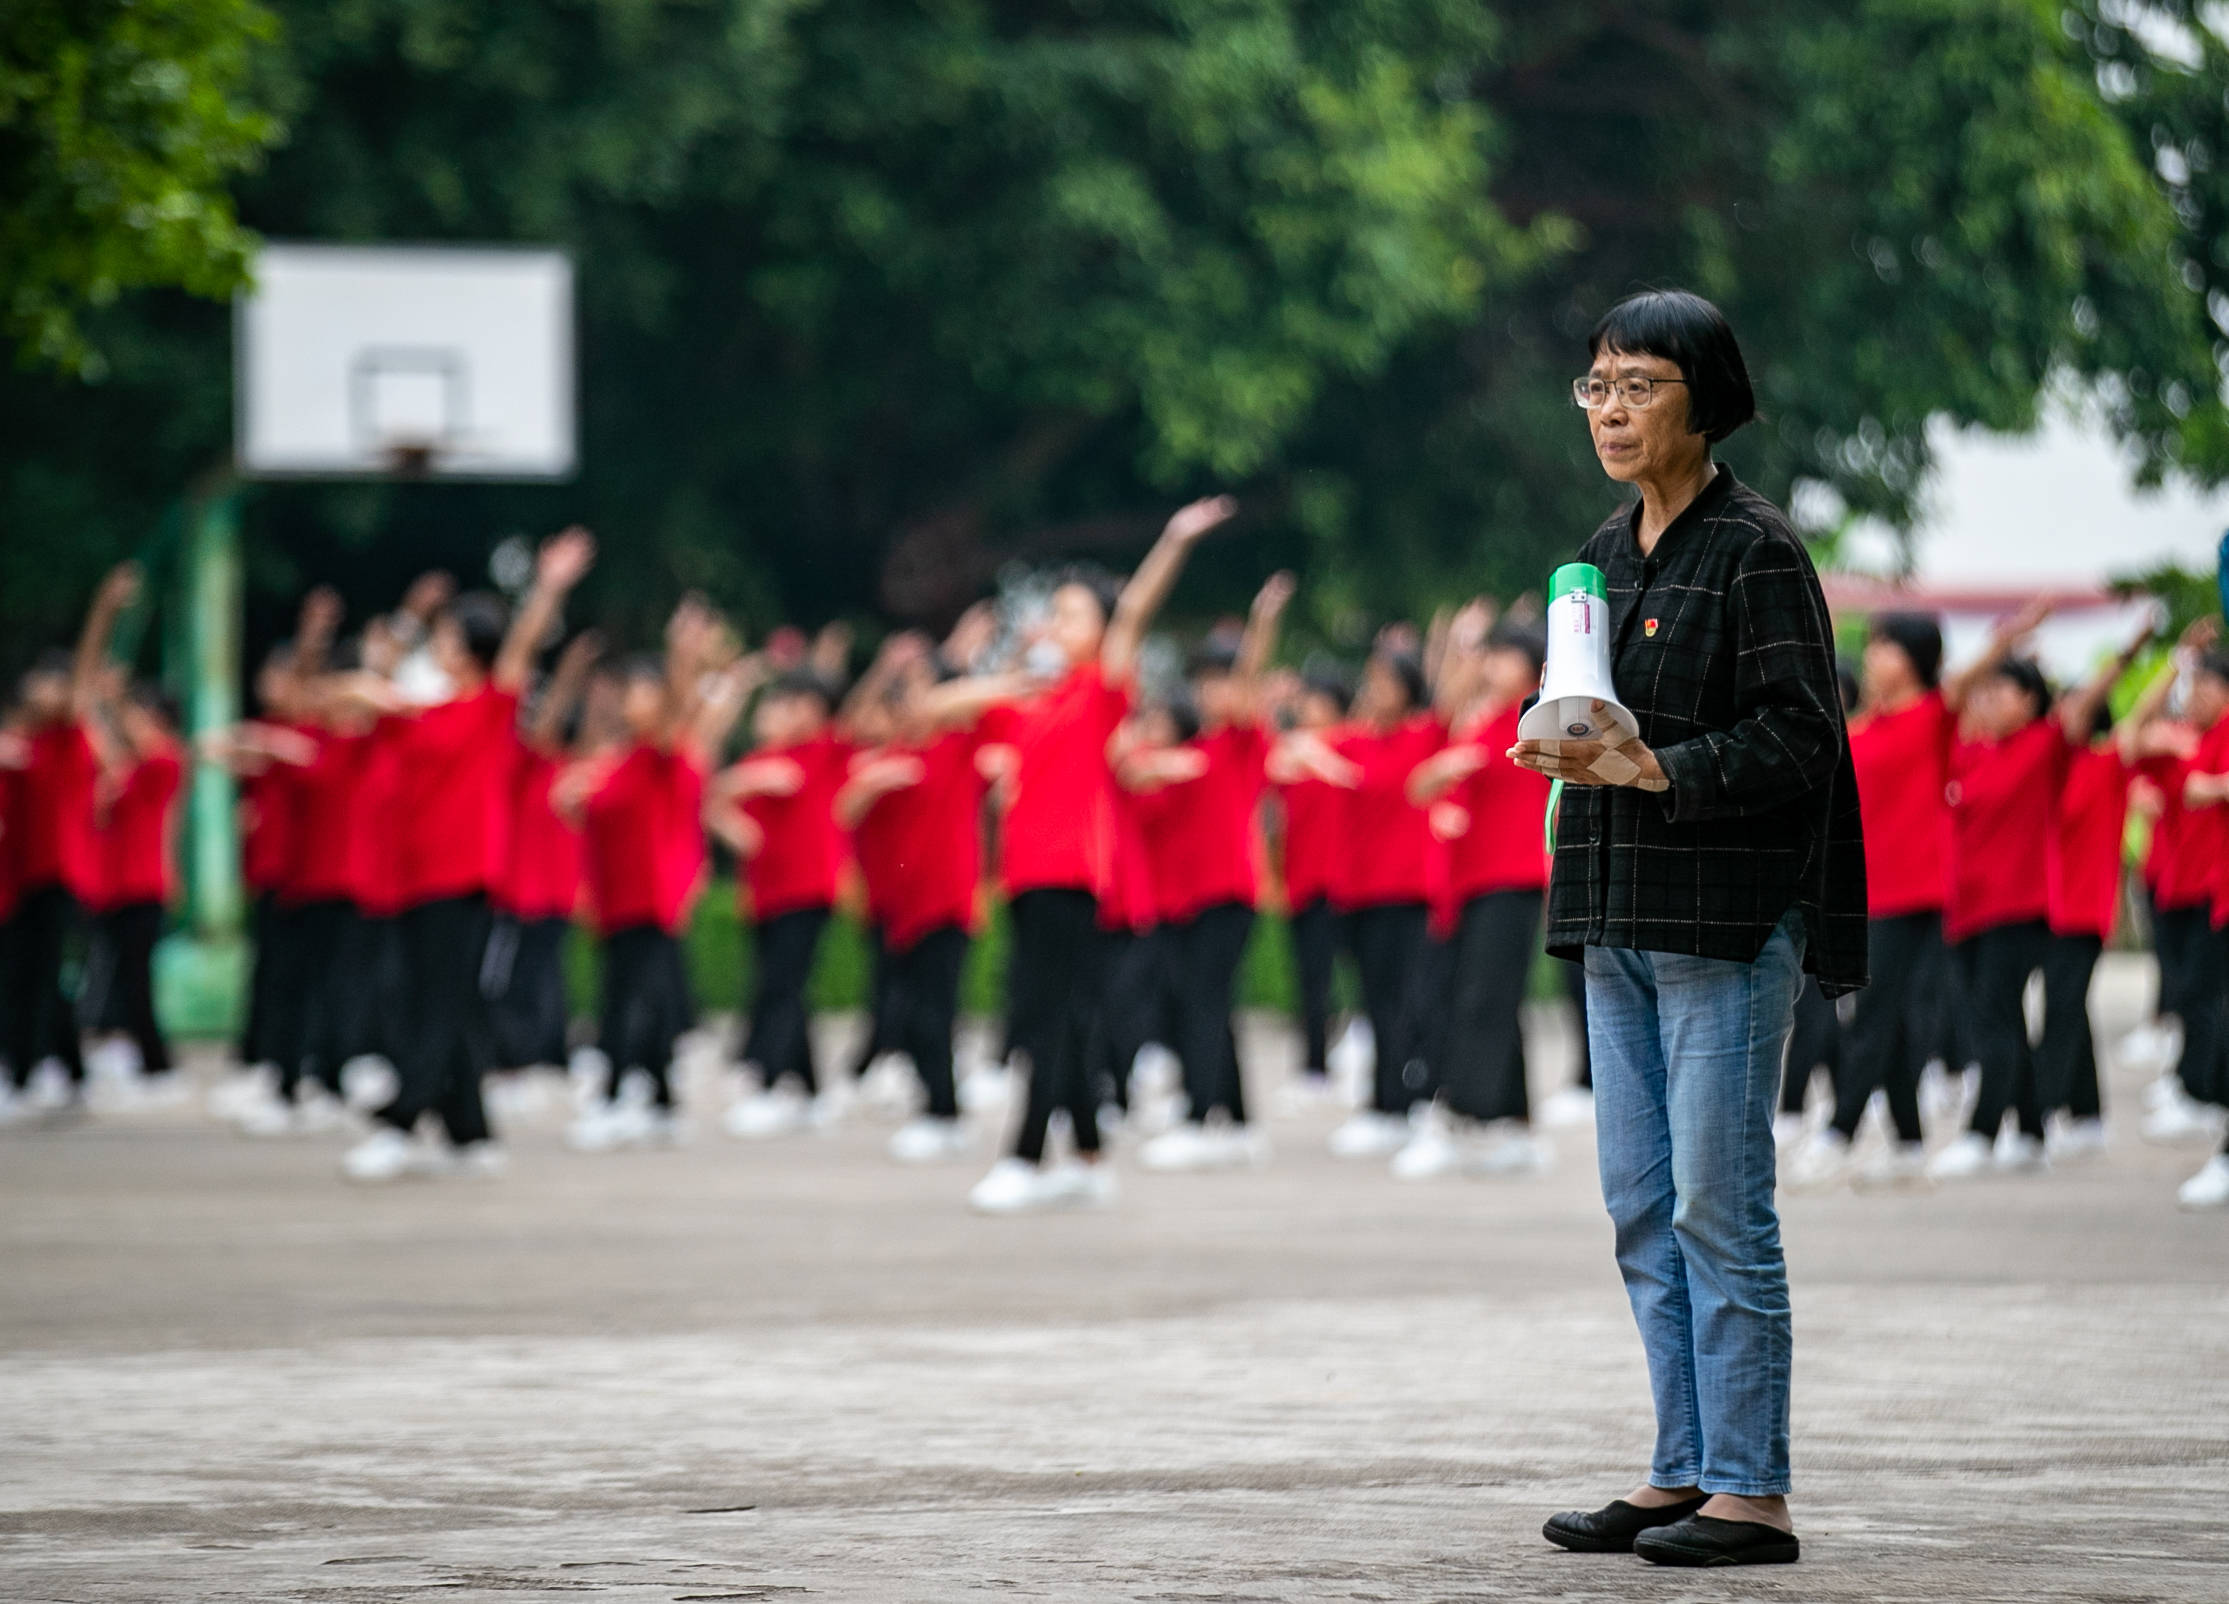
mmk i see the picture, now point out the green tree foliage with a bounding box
[0,0,280,375]
[0,1,2223,669]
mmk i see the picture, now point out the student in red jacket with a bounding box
[1267,659,1356,1097]
[1397,613,1553,1180]
[1,562,136,1111]
[1128,574,1291,1172]
[340,528,595,1183]
[954,495,1237,1214]
[487,631,600,1077]
[1325,641,1446,1158]
[837,638,998,1164]
[708,669,854,1136]
[2168,647,2229,1208]
[2038,624,2197,1160]
[1928,631,2135,1182]
[84,685,185,1092]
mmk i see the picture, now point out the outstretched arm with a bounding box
[1102,496,1237,685]
[529,631,603,755]
[1229,571,1295,724]
[2060,616,2156,747]
[493,526,596,695]
[1943,597,2050,716]
[71,564,140,720]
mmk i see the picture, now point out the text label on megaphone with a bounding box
[1516,562,1642,745]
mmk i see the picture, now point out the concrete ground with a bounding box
[1,954,2223,1603]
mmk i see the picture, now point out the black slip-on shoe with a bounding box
[1541,1495,1710,1554]
[1632,1513,1800,1566]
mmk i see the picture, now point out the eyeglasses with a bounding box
[1572,374,1687,411]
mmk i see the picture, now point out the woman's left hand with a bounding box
[1509,702,1669,792]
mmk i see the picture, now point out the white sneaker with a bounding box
[27,1060,76,1110]
[1772,1111,1808,1152]
[293,1084,351,1135]
[1993,1130,2048,1174]
[889,1116,972,1164]
[810,1078,854,1128]
[1327,1111,1410,1158]
[446,1141,509,1180]
[2117,1024,2178,1075]
[1926,1131,1994,1181]
[1139,1124,1216,1172]
[1469,1127,1552,1177]
[958,1064,1014,1113]
[857,1056,920,1117]
[566,1047,612,1113]
[2177,1154,2229,1210]
[2045,1116,2107,1163]
[1852,1141,1931,1191]
[342,1127,430,1183]
[2142,1094,2226,1146]
[1043,1158,1118,1208]
[725,1084,809,1139]
[233,1090,298,1138]
[1538,1085,1595,1129]
[1389,1115,1463,1181]
[339,1055,399,1112]
[1784,1129,1850,1192]
[969,1157,1060,1214]
[1131,1043,1183,1102]
[1327,1019,1375,1106]
[208,1065,277,1121]
[567,1102,647,1152]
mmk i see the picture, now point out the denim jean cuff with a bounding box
[1699,1479,1793,1497]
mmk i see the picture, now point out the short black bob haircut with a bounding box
[1372,647,1428,713]
[1869,610,1944,691]
[445,591,511,673]
[1990,656,2053,720]
[763,668,838,713]
[1486,618,1548,679]
[1588,289,1758,445]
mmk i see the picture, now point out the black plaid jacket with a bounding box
[1544,467,1869,996]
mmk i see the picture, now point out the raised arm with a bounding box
[2059,617,2156,747]
[1943,597,2051,715]
[493,526,596,695]
[529,631,603,755]
[71,564,141,720]
[1431,598,1496,725]
[292,587,344,681]
[837,632,928,738]
[1102,495,1237,685]
[1230,572,1295,722]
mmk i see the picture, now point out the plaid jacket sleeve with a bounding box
[1652,534,1846,822]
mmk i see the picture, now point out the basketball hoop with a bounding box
[235,244,575,482]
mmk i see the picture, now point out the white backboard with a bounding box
[236,244,575,480]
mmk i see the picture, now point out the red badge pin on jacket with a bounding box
[1645,618,1659,637]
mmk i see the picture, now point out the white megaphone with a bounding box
[1516,562,1640,744]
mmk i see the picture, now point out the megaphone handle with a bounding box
[1544,777,1563,855]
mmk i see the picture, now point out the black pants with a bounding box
[91,902,171,1075]
[5,886,84,1087]
[239,892,283,1067]
[331,912,405,1067]
[1781,977,1840,1116]
[846,928,905,1082]
[1348,901,1431,1115]
[600,924,691,1106]
[1007,888,1104,1164]
[2152,901,2211,1027]
[1962,920,2051,1141]
[1287,896,1344,1077]
[283,899,356,1097]
[2171,921,2229,1110]
[744,905,829,1094]
[1435,890,1543,1125]
[2038,933,2105,1120]
[1168,901,1255,1124]
[887,924,970,1119]
[486,914,573,1071]
[256,901,312,1086]
[1090,928,1172,1110]
[1829,912,1935,1143]
[378,895,494,1145]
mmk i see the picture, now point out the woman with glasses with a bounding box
[1515,289,1866,1567]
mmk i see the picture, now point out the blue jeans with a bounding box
[1584,912,1805,1497]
